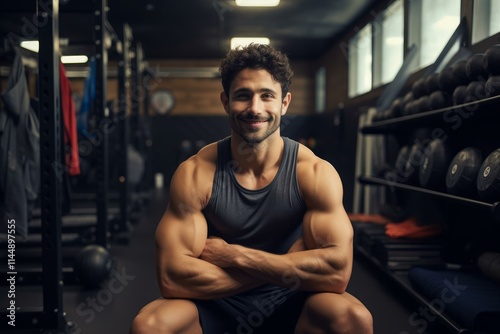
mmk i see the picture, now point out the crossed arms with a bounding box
[155,152,353,300]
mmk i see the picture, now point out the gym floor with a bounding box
[4,188,453,334]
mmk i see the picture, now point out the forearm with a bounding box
[230,245,350,293]
[158,256,264,300]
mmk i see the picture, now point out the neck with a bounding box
[230,133,284,175]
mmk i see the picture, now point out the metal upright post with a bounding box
[38,0,65,329]
[94,0,109,248]
[113,23,132,241]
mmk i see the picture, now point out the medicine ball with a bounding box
[477,148,500,202]
[446,147,482,197]
[73,244,113,288]
[419,139,452,190]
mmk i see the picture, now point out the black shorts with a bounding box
[194,284,310,334]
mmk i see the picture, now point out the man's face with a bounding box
[221,68,291,145]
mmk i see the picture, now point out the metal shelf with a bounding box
[361,95,500,134]
[358,176,500,221]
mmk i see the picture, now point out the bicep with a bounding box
[301,160,353,256]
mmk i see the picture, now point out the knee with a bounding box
[130,312,164,334]
[346,303,373,333]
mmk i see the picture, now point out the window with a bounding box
[373,0,404,86]
[408,0,460,69]
[472,0,500,44]
[348,24,372,97]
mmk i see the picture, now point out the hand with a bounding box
[287,238,306,253]
[200,237,235,268]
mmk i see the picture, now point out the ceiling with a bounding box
[0,0,378,61]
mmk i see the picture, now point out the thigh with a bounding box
[135,297,202,333]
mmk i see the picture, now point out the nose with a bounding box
[247,94,263,114]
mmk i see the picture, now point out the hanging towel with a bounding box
[59,61,80,175]
[0,50,40,238]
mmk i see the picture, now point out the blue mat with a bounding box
[409,267,500,333]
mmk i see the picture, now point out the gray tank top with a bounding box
[203,137,307,254]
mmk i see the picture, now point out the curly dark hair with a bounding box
[219,44,294,99]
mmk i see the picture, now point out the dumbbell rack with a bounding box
[357,94,500,334]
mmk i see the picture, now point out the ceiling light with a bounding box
[61,55,89,64]
[20,40,39,53]
[231,37,270,49]
[236,0,280,7]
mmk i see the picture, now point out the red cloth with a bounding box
[59,62,80,176]
[385,218,443,239]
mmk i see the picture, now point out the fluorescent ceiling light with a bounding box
[231,37,270,49]
[61,55,89,64]
[20,40,39,53]
[236,0,280,6]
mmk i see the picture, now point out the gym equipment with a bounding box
[419,139,452,190]
[403,143,425,185]
[465,53,488,81]
[477,252,500,284]
[425,72,440,94]
[395,145,410,181]
[477,148,500,202]
[465,81,486,102]
[483,44,500,75]
[429,90,450,110]
[452,85,467,105]
[417,95,431,113]
[412,78,427,99]
[390,97,403,118]
[485,75,500,98]
[446,147,482,197]
[438,66,458,92]
[452,60,470,86]
[73,244,113,287]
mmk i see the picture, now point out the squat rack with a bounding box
[0,0,111,331]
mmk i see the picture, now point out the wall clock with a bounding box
[150,89,175,115]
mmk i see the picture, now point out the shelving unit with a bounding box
[355,91,500,333]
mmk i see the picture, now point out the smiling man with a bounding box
[130,44,373,334]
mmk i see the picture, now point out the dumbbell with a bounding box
[446,147,482,197]
[390,97,404,118]
[425,73,441,94]
[438,67,458,92]
[477,148,500,202]
[465,81,487,102]
[429,91,451,110]
[412,78,427,99]
[419,139,452,191]
[483,44,500,75]
[485,75,500,98]
[466,53,488,82]
[403,143,426,185]
[452,85,468,105]
[395,145,411,182]
[452,60,470,86]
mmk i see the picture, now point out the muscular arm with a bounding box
[156,153,264,300]
[201,156,353,294]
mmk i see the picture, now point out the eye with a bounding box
[261,93,275,100]
[233,92,251,100]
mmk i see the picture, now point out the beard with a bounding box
[231,112,281,145]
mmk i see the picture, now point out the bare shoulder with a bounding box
[296,143,343,207]
[170,142,218,210]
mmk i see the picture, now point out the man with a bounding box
[131,44,373,334]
